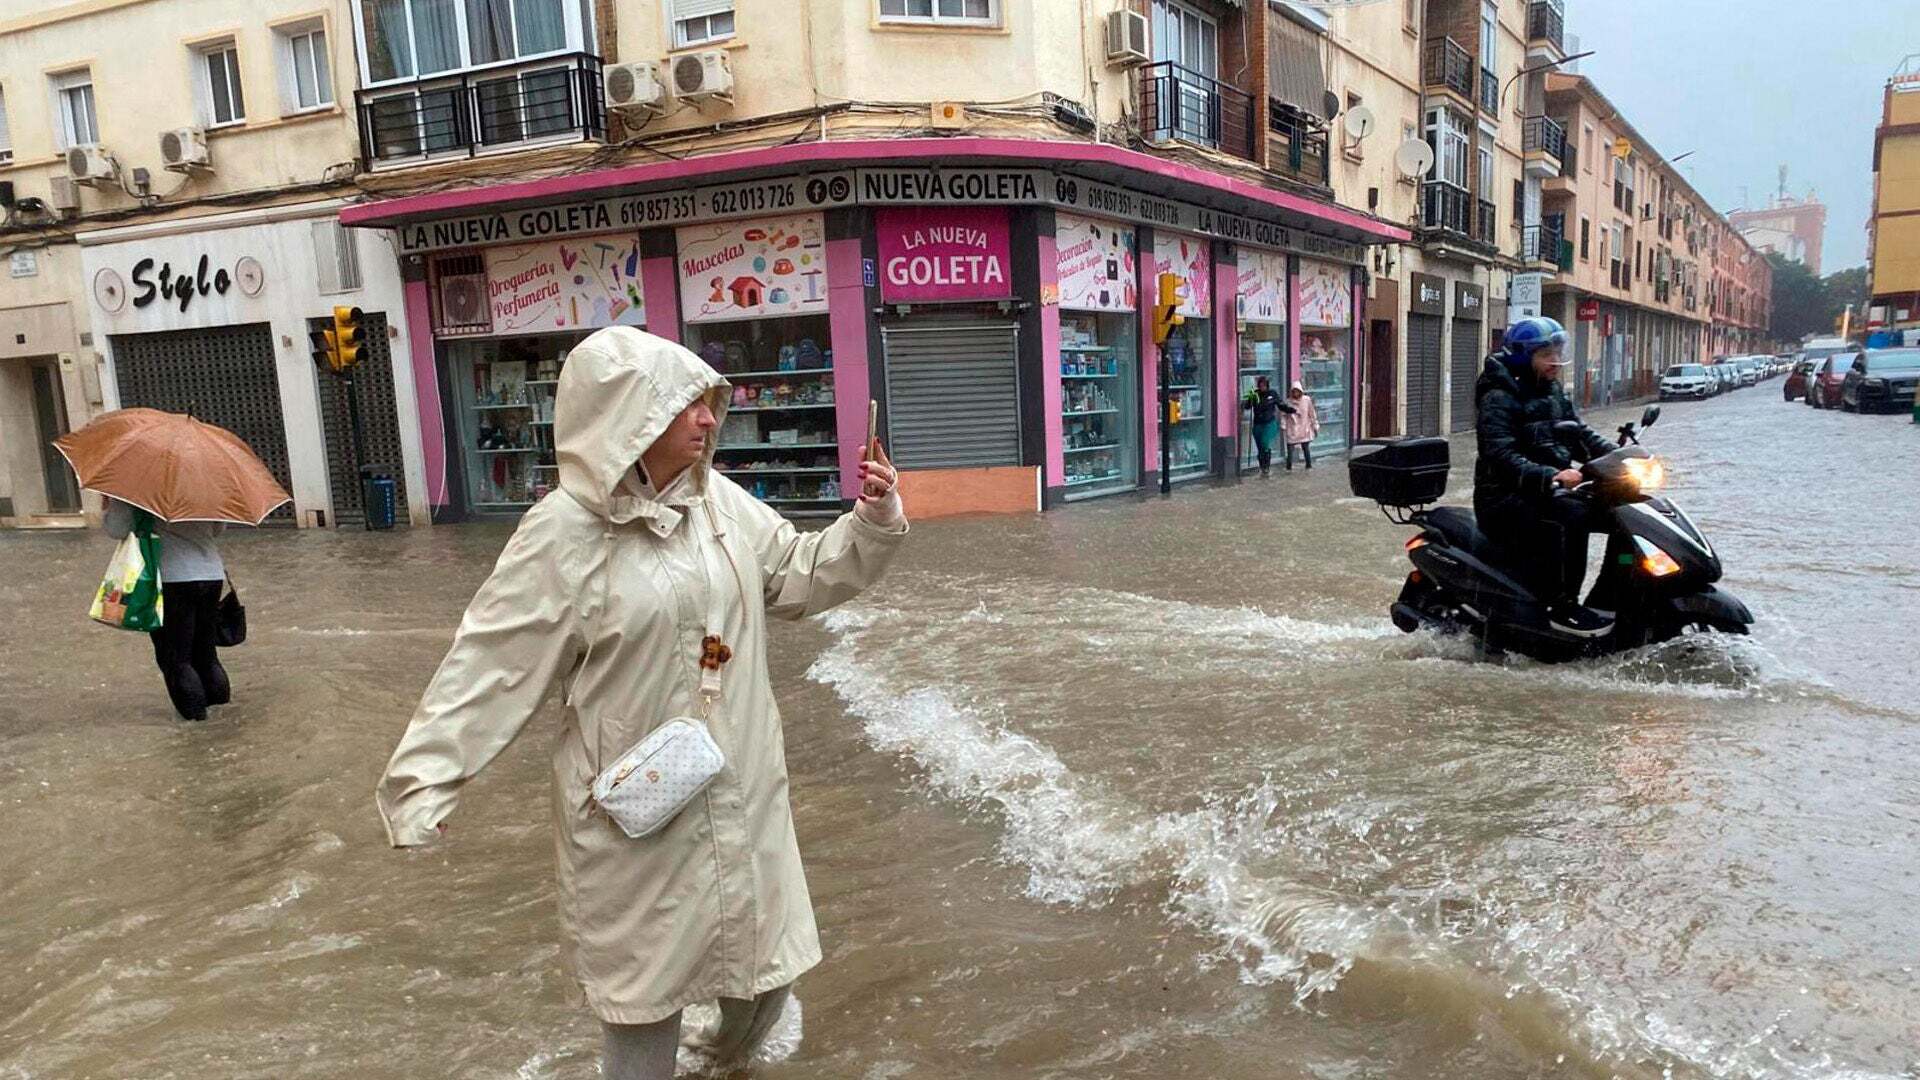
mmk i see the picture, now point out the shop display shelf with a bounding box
[531,420,553,426]
[1063,444,1120,455]
[719,466,840,475]
[721,368,834,380]
[719,442,839,451]
[525,380,560,387]
[477,447,541,455]
[1064,472,1124,487]
[1173,414,1208,423]
[1062,372,1119,380]
[761,497,845,506]
[728,404,837,413]
[474,402,537,411]
[1060,345,1115,353]
[474,500,535,510]
[1167,383,1201,391]
[1062,408,1119,418]
[532,464,560,471]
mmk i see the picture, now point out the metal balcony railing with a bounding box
[1421,180,1473,236]
[1527,1,1566,51]
[1523,115,1567,160]
[1268,102,1330,185]
[1424,37,1473,100]
[1558,136,1577,176]
[1476,198,1498,245]
[356,52,606,167]
[1523,221,1565,264]
[1481,68,1500,114]
[1141,62,1255,161]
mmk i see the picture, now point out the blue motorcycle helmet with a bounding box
[1501,317,1569,369]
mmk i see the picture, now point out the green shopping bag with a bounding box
[90,508,164,632]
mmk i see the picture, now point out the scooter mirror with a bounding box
[1641,405,1661,429]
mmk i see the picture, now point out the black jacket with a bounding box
[1473,356,1616,525]
[1241,387,1297,425]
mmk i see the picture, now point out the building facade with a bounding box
[1731,191,1827,277]
[0,0,430,528]
[1868,57,1920,340]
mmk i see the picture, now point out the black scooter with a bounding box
[1350,407,1752,662]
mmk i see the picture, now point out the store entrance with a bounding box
[1449,315,1484,432]
[30,360,79,512]
[882,323,1021,471]
[1161,319,1213,482]
[1406,314,1444,438]
[1059,311,1140,499]
[1366,319,1397,437]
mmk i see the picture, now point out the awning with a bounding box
[1269,13,1332,120]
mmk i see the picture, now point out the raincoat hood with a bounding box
[555,327,730,525]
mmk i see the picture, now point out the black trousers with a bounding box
[1484,495,1608,605]
[1285,441,1313,469]
[149,580,229,721]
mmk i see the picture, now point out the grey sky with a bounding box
[1565,0,1920,272]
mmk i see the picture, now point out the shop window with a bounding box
[879,0,995,25]
[1236,248,1287,474]
[671,0,735,46]
[277,22,336,112]
[692,314,842,511]
[52,69,98,149]
[196,41,247,128]
[1297,259,1352,457]
[446,334,575,512]
[1056,214,1141,499]
[0,87,12,164]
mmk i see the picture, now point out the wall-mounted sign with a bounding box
[484,234,646,334]
[1577,297,1600,321]
[131,254,235,314]
[1409,272,1446,317]
[875,206,1011,302]
[1297,259,1353,327]
[1049,174,1368,265]
[1236,249,1288,324]
[1454,281,1485,321]
[1055,213,1137,313]
[1153,232,1211,317]
[676,214,828,325]
[9,250,38,278]
[1509,271,1543,321]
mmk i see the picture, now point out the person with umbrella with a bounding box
[57,409,290,723]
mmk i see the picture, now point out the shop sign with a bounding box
[1236,249,1287,324]
[131,254,235,314]
[1152,232,1211,317]
[875,206,1011,302]
[483,234,646,334]
[1409,272,1446,317]
[1509,272,1543,321]
[857,168,1044,206]
[395,173,858,254]
[1054,213,1136,313]
[1454,281,1485,321]
[1577,297,1600,321]
[1048,175,1367,265]
[1298,259,1353,328]
[676,214,828,325]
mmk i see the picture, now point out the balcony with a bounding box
[1268,102,1330,187]
[1141,62,1256,162]
[1420,179,1473,238]
[1544,133,1577,195]
[356,52,606,168]
[1476,198,1498,246]
[1481,68,1500,115]
[1527,1,1567,64]
[1423,37,1473,105]
[1522,115,1567,178]
[1523,217,1565,271]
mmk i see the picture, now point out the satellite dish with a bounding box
[1395,138,1435,179]
[1344,105,1377,142]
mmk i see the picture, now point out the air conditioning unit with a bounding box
[1105,10,1149,66]
[49,176,82,215]
[160,127,211,171]
[605,62,667,116]
[671,50,733,105]
[65,145,116,186]
[436,266,488,329]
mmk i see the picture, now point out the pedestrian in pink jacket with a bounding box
[1281,380,1319,469]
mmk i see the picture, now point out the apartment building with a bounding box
[1867,57,1920,340]
[1731,191,1827,277]
[0,0,432,528]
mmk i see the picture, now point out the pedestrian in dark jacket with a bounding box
[1474,317,1618,636]
[1240,375,1295,477]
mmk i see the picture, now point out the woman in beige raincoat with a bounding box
[376,327,906,1078]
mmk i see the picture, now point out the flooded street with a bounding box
[3,388,1917,1079]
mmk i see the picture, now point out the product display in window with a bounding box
[1237,322,1286,471]
[1162,321,1212,480]
[689,314,842,514]
[1058,312,1140,498]
[1299,328,1351,456]
[447,334,581,513]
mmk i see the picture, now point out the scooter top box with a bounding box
[1349,438,1450,506]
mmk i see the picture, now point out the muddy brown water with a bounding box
[3,389,1917,1079]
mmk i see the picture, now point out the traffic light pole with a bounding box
[340,369,370,529]
[1158,345,1172,496]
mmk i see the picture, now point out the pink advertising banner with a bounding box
[484,234,646,333]
[1236,248,1288,324]
[677,214,829,325]
[1153,231,1211,317]
[875,206,1012,302]
[1297,258,1354,328]
[1055,213,1137,312]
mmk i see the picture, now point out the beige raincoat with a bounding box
[376,327,906,1024]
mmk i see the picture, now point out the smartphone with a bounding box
[863,399,879,460]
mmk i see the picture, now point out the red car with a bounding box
[1782,358,1815,401]
[1804,351,1860,409]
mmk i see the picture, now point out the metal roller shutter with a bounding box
[1449,318,1483,431]
[110,323,296,522]
[314,311,410,525]
[881,324,1021,469]
[1406,314,1443,438]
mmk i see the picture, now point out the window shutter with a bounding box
[671,0,733,21]
[0,88,11,156]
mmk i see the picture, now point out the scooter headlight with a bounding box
[1621,455,1666,492]
[1633,536,1682,577]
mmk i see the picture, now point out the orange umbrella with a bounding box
[54,408,291,525]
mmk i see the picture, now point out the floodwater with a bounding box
[3,387,1917,1079]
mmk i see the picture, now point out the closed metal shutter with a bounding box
[1406,314,1443,437]
[313,311,410,525]
[111,323,295,522]
[1449,318,1483,431]
[881,324,1021,469]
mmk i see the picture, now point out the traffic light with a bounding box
[1152,272,1187,345]
[309,325,339,372]
[331,306,365,373]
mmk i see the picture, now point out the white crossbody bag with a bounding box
[589,504,747,839]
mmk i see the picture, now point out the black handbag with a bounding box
[215,576,247,648]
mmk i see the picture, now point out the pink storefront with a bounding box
[340,138,1405,520]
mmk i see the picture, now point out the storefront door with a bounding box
[30,360,79,512]
[1296,259,1354,456]
[1406,314,1444,438]
[1448,281,1485,432]
[1235,248,1288,472]
[1153,232,1213,482]
[882,324,1022,469]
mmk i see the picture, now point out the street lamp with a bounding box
[1500,50,1596,112]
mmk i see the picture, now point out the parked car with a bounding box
[1839,348,1920,413]
[1783,357,1815,401]
[1773,354,1795,377]
[1706,364,1730,395]
[1805,351,1861,408]
[1661,364,1713,400]
[1736,358,1761,387]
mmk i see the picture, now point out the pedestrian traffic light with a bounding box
[309,325,339,372]
[1153,273,1187,345]
[331,306,365,373]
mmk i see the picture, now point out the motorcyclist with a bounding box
[1474,317,1618,636]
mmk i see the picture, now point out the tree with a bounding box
[1766,252,1826,341]
[1823,266,1871,323]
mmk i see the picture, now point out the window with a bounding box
[199,42,247,126]
[1151,0,1217,77]
[1477,142,1493,197]
[279,24,336,111]
[1403,0,1417,30]
[357,0,587,85]
[52,69,98,148]
[1582,125,1593,173]
[0,87,11,164]
[313,219,364,293]
[670,0,735,45]
[1425,105,1468,187]
[1512,178,1523,223]
[879,0,995,25]
[1580,216,1590,261]
[1480,1,1497,74]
